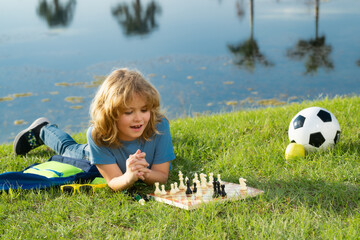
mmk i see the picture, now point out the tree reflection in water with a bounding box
[112,0,161,36]
[286,0,333,75]
[228,0,273,72]
[37,0,76,27]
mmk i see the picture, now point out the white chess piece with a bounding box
[200,174,207,189]
[174,182,179,192]
[178,171,183,180]
[195,180,202,197]
[161,185,167,195]
[239,178,247,191]
[170,183,176,195]
[179,175,186,190]
[217,174,222,184]
[207,172,214,186]
[193,173,198,184]
[154,182,161,195]
[185,176,189,184]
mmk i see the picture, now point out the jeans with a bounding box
[40,124,90,160]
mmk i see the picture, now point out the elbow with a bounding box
[107,181,121,191]
[107,176,135,192]
[144,172,168,185]
[159,177,168,185]
[159,173,169,184]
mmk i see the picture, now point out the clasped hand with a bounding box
[126,149,151,181]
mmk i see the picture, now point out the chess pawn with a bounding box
[239,177,247,191]
[220,184,227,197]
[207,172,214,186]
[154,182,161,195]
[192,181,197,193]
[160,185,167,195]
[174,182,179,192]
[170,183,177,195]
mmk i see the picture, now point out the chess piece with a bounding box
[192,181,197,193]
[217,174,222,184]
[185,180,193,195]
[200,173,207,189]
[161,185,167,195]
[154,182,161,195]
[179,176,186,190]
[178,171,185,189]
[133,194,146,205]
[185,176,189,184]
[220,184,227,197]
[212,180,219,198]
[174,182,179,193]
[193,173,198,182]
[178,171,183,179]
[207,172,214,186]
[239,177,247,191]
[195,180,202,197]
[216,181,221,195]
[170,183,176,195]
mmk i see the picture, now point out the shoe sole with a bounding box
[13,117,50,156]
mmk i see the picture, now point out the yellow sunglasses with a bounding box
[60,183,107,196]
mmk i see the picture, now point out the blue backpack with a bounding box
[0,155,101,191]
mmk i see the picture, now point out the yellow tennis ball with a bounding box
[285,143,306,160]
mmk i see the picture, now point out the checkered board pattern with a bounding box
[147,181,264,210]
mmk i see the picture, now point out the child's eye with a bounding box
[124,111,133,115]
[141,109,148,113]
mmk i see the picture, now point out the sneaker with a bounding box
[13,117,50,156]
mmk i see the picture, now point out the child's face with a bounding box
[117,94,150,141]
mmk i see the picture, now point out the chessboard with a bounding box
[147,181,264,210]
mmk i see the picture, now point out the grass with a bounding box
[1,96,360,239]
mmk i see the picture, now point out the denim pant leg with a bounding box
[40,124,90,160]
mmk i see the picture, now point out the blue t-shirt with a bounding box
[86,118,175,173]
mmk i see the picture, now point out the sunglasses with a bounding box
[60,183,107,196]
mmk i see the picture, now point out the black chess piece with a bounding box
[212,180,219,198]
[216,181,221,195]
[193,181,197,193]
[185,180,192,195]
[221,184,227,197]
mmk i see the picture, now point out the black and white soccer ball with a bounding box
[288,107,341,152]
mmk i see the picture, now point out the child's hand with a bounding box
[126,149,150,181]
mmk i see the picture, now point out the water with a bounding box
[0,0,359,143]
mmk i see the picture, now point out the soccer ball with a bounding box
[288,107,341,152]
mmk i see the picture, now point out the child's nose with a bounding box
[134,111,141,121]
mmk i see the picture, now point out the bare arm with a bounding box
[96,163,132,191]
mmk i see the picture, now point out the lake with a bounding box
[0,0,359,144]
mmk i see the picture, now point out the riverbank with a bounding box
[1,96,359,238]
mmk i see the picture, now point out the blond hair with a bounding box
[90,68,164,147]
